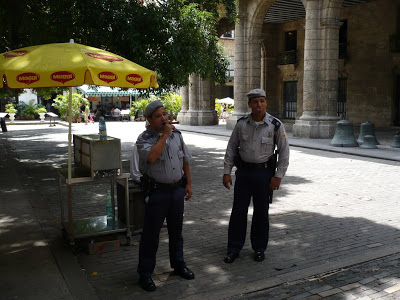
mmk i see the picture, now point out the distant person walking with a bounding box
[83,103,90,125]
[221,104,228,121]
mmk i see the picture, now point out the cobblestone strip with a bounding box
[4,123,400,300]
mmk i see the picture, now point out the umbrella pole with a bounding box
[68,87,73,183]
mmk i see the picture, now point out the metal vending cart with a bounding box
[58,134,131,244]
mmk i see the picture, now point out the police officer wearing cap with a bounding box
[223,88,290,264]
[136,100,194,292]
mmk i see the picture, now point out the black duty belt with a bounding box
[238,160,270,169]
[154,178,184,190]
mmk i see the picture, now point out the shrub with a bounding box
[137,99,149,117]
[52,92,87,119]
[16,100,37,118]
[161,93,182,120]
[129,101,140,117]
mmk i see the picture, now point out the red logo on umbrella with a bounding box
[98,72,118,83]
[85,53,123,62]
[3,50,28,58]
[126,74,143,85]
[16,72,40,85]
[51,71,76,84]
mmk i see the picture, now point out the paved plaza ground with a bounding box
[1,120,400,299]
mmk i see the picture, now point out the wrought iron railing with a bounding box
[283,101,297,119]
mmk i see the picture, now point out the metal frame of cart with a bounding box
[58,169,132,244]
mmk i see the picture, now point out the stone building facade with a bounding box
[178,0,400,138]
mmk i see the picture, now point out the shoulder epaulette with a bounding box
[237,115,248,122]
[172,129,181,134]
[271,117,281,131]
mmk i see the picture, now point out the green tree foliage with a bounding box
[52,92,87,119]
[33,88,68,101]
[0,0,236,91]
[158,93,182,119]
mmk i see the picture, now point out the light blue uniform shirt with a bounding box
[224,113,290,178]
[136,128,192,184]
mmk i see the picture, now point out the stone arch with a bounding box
[217,18,235,37]
[246,0,276,41]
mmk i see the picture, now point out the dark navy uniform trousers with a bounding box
[137,186,186,277]
[227,166,274,254]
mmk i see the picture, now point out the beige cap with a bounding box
[247,88,266,99]
[144,100,164,117]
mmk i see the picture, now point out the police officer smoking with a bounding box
[136,100,194,292]
[223,88,290,264]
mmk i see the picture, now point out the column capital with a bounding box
[320,19,341,29]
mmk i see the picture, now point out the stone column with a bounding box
[197,79,218,125]
[261,44,266,91]
[180,75,218,125]
[293,0,340,138]
[177,85,189,124]
[227,13,249,129]
[186,74,200,125]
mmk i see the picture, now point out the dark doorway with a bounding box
[285,31,297,51]
[283,81,297,119]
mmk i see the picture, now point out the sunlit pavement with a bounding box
[1,120,400,299]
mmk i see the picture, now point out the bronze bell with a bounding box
[359,135,378,149]
[330,120,359,147]
[391,132,400,148]
[357,121,380,145]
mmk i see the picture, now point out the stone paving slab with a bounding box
[1,121,400,300]
[0,136,76,300]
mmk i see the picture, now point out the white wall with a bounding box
[18,89,38,104]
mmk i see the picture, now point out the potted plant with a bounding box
[35,106,47,122]
[5,104,17,122]
[73,109,81,123]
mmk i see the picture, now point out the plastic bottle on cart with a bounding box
[99,116,107,141]
[106,190,113,220]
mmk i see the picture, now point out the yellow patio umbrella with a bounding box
[0,39,158,182]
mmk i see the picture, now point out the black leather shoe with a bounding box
[224,252,239,263]
[139,276,156,292]
[174,266,195,280]
[254,251,265,262]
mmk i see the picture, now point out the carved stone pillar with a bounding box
[186,74,200,125]
[180,75,218,125]
[227,13,249,129]
[293,0,340,138]
[197,79,218,125]
[177,85,189,124]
